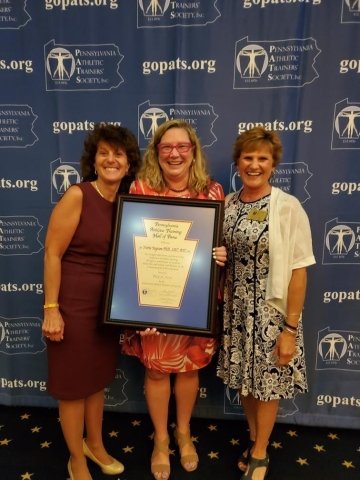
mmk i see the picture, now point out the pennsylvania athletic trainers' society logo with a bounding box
[318,333,347,362]
[138,0,170,16]
[331,99,360,149]
[137,0,220,27]
[322,218,360,264]
[139,107,169,141]
[44,40,123,91]
[233,37,320,89]
[50,159,80,204]
[46,47,75,80]
[137,100,218,150]
[316,328,360,371]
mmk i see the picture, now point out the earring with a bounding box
[94,168,98,176]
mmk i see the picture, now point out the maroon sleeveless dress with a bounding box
[46,182,119,400]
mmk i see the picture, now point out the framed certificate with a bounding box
[102,194,224,336]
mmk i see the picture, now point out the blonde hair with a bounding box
[138,119,210,194]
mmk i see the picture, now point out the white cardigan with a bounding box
[225,187,316,315]
[266,187,316,314]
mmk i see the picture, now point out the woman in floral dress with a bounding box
[122,119,226,480]
[217,127,315,480]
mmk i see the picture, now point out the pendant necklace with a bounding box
[94,181,105,198]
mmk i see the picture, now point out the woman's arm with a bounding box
[285,266,307,328]
[275,267,307,366]
[42,186,83,341]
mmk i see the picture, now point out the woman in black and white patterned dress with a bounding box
[217,127,315,480]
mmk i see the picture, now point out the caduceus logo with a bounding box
[52,165,80,195]
[325,224,355,256]
[318,333,347,362]
[138,0,170,16]
[139,108,169,141]
[46,48,75,81]
[334,105,360,139]
[236,44,268,79]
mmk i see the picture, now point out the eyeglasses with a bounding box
[157,143,193,154]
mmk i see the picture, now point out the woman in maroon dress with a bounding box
[122,119,227,480]
[42,124,141,480]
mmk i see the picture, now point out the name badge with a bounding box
[247,208,268,221]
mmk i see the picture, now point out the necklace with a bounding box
[239,186,271,202]
[165,183,189,193]
[94,181,105,198]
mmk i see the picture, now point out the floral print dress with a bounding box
[122,179,224,373]
[216,193,307,400]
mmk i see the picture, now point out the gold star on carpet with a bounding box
[108,430,118,438]
[208,451,219,459]
[31,426,42,433]
[131,420,141,427]
[40,440,52,448]
[296,457,309,466]
[169,448,176,456]
[0,438,12,446]
[314,444,325,452]
[328,433,339,440]
[208,424,217,431]
[123,445,134,453]
[21,473,33,480]
[230,438,239,446]
[357,446,360,452]
[287,429,298,437]
[20,413,31,420]
[191,435,199,443]
[271,441,282,449]
[342,460,355,469]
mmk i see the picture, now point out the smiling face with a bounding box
[94,140,129,186]
[237,145,275,197]
[157,127,194,184]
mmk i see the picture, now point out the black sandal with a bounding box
[241,454,269,480]
[237,440,254,472]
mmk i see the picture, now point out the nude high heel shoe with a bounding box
[83,439,124,475]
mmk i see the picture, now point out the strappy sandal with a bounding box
[241,454,269,480]
[237,439,254,472]
[174,428,199,472]
[151,436,170,480]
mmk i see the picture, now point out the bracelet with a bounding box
[43,303,59,309]
[283,326,297,335]
[284,321,297,331]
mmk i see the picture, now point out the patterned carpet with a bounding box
[0,405,359,480]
